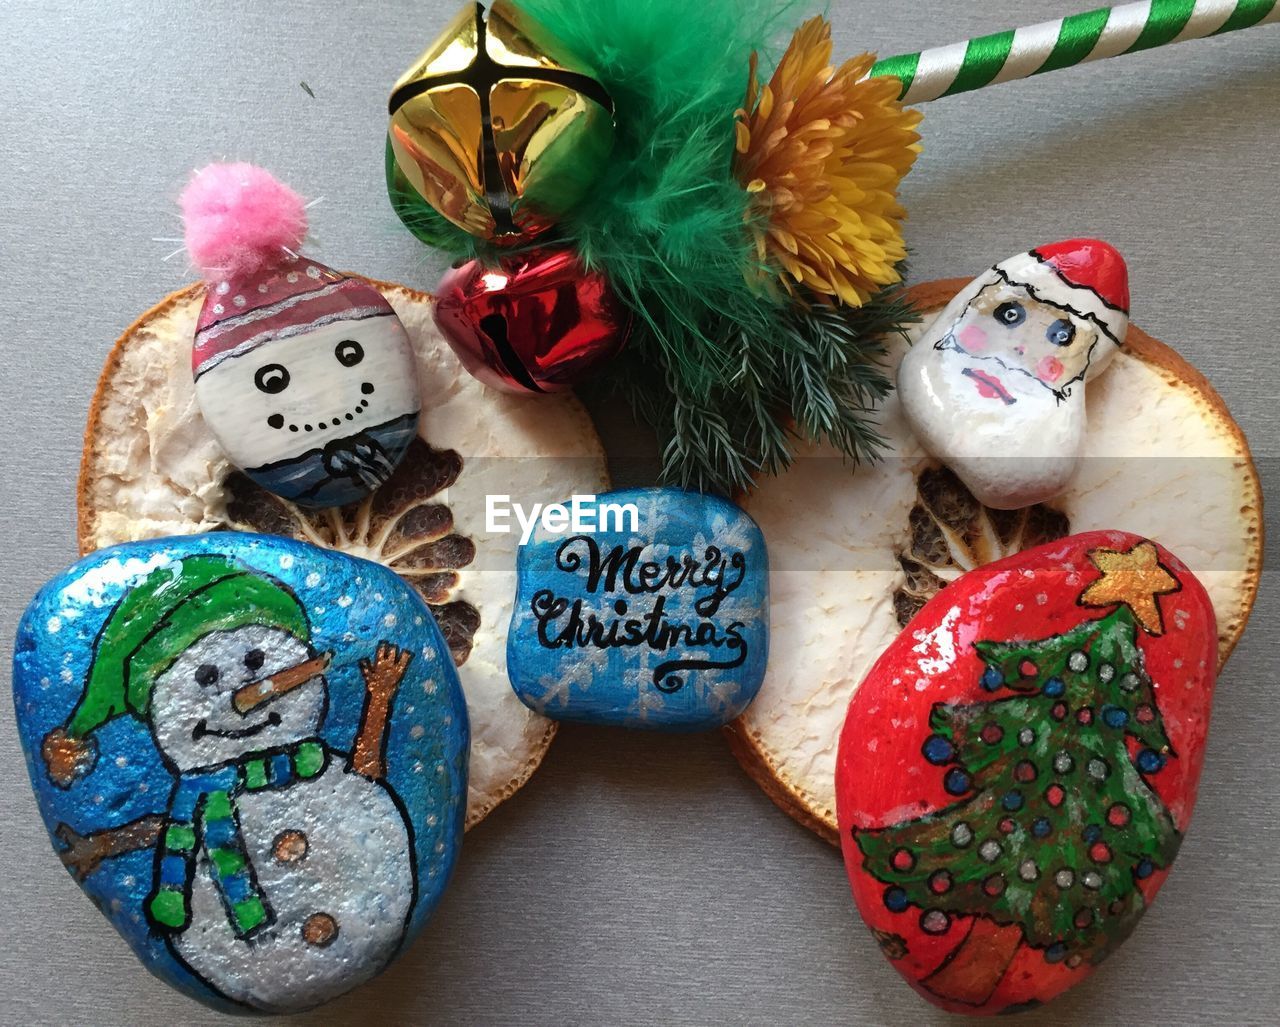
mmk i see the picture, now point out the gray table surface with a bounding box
[2,1,1277,1023]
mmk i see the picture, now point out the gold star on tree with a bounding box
[1079,542,1181,635]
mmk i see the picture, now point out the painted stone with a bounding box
[836,530,1216,1014]
[898,239,1129,510]
[193,259,421,508]
[507,489,768,730]
[13,533,468,1013]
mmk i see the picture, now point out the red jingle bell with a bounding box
[432,248,630,393]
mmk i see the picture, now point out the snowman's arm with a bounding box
[54,815,165,882]
[352,641,414,780]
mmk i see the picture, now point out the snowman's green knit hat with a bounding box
[64,555,310,739]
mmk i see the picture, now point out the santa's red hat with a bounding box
[993,239,1130,348]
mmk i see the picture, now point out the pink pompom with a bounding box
[181,163,308,280]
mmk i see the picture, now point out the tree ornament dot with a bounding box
[1014,760,1037,783]
[1077,706,1094,725]
[980,724,1004,745]
[943,768,971,795]
[1101,704,1129,728]
[1136,703,1156,723]
[951,822,973,847]
[1082,871,1104,890]
[981,666,1004,691]
[1135,859,1155,880]
[1107,803,1132,827]
[1042,677,1066,698]
[1068,650,1089,673]
[1082,824,1103,843]
[1045,942,1068,963]
[999,817,1017,834]
[1002,790,1024,811]
[1018,659,1038,678]
[891,848,916,872]
[1098,662,1115,683]
[1090,842,1114,864]
[1018,727,1036,746]
[1087,757,1110,780]
[928,870,953,894]
[1053,752,1074,774]
[1032,817,1052,838]
[883,886,910,912]
[979,840,1003,862]
[983,873,1006,896]
[1074,909,1094,928]
[1067,954,1085,969]
[1121,673,1141,692]
[922,734,954,764]
[1019,859,1040,881]
[1051,702,1068,720]
[1136,748,1166,773]
[920,909,951,935]
[1054,868,1075,889]
[1046,784,1066,807]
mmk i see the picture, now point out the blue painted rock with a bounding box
[507,488,768,730]
[836,531,1217,1014]
[13,532,468,1013]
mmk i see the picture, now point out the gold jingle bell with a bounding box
[388,0,616,244]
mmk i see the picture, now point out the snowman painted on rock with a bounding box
[182,163,421,507]
[898,239,1129,510]
[41,556,420,1012]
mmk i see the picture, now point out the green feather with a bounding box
[394,0,917,494]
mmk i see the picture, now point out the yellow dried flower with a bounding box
[734,17,922,307]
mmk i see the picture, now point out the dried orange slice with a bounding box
[728,278,1263,843]
[78,278,609,828]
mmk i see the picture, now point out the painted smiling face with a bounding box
[899,240,1129,510]
[193,260,421,508]
[149,624,327,773]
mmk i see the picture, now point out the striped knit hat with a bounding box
[191,259,397,379]
[178,161,399,379]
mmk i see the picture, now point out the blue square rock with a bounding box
[508,488,769,730]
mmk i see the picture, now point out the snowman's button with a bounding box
[302,912,338,947]
[272,829,308,863]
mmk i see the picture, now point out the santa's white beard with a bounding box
[898,343,1085,509]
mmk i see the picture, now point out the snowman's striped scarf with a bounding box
[147,740,327,938]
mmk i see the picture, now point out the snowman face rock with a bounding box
[898,241,1130,511]
[149,625,325,772]
[192,264,421,509]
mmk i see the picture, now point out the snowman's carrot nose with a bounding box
[232,652,332,715]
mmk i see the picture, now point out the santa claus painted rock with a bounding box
[182,164,421,508]
[898,240,1129,509]
[836,530,1216,1014]
[13,533,468,1012]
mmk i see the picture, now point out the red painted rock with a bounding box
[835,530,1217,1014]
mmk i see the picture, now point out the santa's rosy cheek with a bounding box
[1037,355,1065,383]
[957,325,989,352]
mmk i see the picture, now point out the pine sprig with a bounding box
[603,271,918,495]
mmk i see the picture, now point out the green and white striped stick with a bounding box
[870,0,1280,104]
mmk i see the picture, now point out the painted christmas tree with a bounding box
[855,594,1181,1007]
